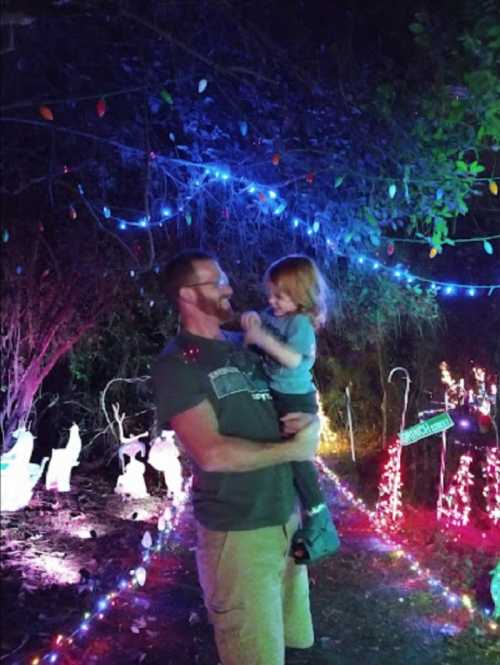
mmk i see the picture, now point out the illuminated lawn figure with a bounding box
[0,427,48,511]
[45,423,82,493]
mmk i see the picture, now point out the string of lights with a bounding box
[72,163,500,297]
[483,447,500,526]
[352,255,499,295]
[19,447,499,663]
[373,438,404,530]
[387,234,500,246]
[26,499,187,665]
[452,438,499,452]
[440,452,475,527]
[316,458,499,634]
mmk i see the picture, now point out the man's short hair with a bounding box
[162,249,215,301]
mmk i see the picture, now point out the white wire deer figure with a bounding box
[112,403,149,499]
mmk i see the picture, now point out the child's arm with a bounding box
[242,312,302,369]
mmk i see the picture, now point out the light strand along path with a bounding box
[4,468,498,665]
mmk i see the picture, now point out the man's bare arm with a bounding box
[170,399,320,473]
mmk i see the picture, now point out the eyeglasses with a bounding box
[184,275,230,289]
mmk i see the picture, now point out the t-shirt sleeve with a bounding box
[152,356,207,429]
[286,315,316,358]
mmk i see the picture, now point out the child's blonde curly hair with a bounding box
[264,254,330,329]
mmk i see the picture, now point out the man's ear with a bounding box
[179,286,196,304]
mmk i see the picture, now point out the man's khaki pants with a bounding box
[196,511,314,665]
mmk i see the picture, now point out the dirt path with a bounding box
[1,470,498,665]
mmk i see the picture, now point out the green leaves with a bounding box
[409,22,424,34]
[455,159,484,175]
[160,89,173,105]
[469,161,485,175]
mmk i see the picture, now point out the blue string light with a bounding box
[353,255,499,296]
[77,162,500,297]
[25,504,184,665]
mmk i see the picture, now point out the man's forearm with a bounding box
[202,434,304,472]
[170,400,318,474]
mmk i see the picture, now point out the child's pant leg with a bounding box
[292,460,325,510]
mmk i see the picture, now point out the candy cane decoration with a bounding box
[388,367,411,522]
[388,367,411,433]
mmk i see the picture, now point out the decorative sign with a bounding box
[400,412,454,446]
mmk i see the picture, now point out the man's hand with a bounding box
[288,414,321,461]
[280,412,317,435]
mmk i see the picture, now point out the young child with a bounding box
[241,254,340,564]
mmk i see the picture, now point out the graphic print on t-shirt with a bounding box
[208,366,250,399]
[208,350,273,402]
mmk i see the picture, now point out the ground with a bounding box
[0,459,499,665]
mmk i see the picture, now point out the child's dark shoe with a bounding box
[291,509,340,565]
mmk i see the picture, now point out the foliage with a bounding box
[404,0,500,252]
[67,289,177,457]
[334,273,441,347]
[1,0,498,266]
[315,273,442,441]
[0,217,127,448]
[0,0,497,447]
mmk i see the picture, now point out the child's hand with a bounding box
[242,312,266,347]
[241,310,262,331]
[244,324,267,348]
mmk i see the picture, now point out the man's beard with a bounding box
[196,293,233,322]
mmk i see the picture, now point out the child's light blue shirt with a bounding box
[260,310,316,394]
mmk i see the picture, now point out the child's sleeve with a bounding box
[286,315,316,358]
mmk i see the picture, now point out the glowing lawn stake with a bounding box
[345,386,356,462]
[437,392,451,521]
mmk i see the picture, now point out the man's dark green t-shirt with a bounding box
[152,330,297,531]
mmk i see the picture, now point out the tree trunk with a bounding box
[1,388,37,448]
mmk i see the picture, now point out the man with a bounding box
[153,250,321,665]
